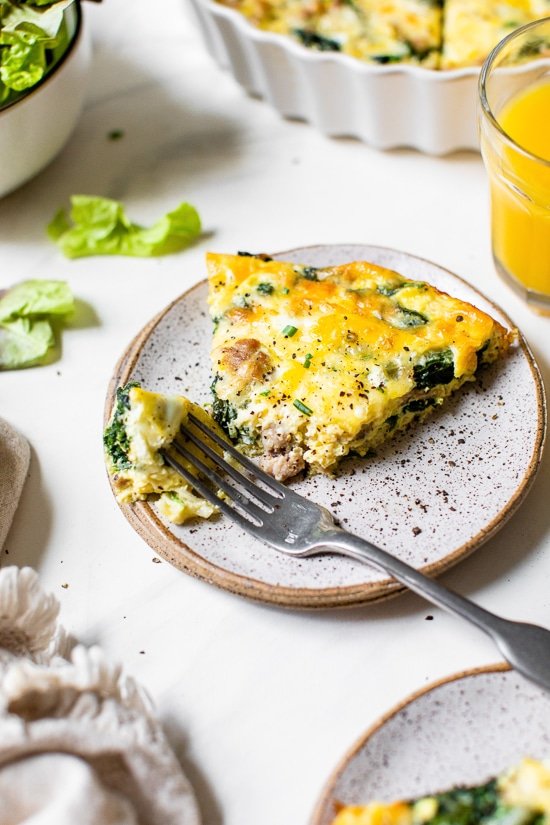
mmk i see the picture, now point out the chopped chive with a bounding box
[282,325,298,337]
[294,399,313,415]
[282,287,290,295]
[303,353,313,368]
[259,390,270,396]
[257,282,274,294]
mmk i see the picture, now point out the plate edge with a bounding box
[309,661,513,825]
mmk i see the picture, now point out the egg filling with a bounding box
[207,253,512,481]
[332,758,550,825]
[217,0,550,68]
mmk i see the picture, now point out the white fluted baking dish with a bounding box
[187,0,482,155]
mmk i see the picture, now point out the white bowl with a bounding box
[0,2,91,197]
[187,0,481,155]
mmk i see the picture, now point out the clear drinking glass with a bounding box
[479,18,550,313]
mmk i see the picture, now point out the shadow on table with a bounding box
[2,445,53,571]
[333,131,481,163]
[0,48,244,247]
[161,712,224,825]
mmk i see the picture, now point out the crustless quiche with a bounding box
[219,0,442,66]
[104,253,511,517]
[440,0,541,69]
[331,758,550,825]
[217,0,550,68]
[207,252,511,481]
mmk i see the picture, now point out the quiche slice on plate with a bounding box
[207,252,512,481]
[331,757,550,824]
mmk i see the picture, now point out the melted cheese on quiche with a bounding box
[332,759,550,825]
[332,802,415,825]
[219,0,441,66]
[104,384,218,524]
[218,0,550,68]
[441,0,533,69]
[208,253,511,480]
[501,758,550,813]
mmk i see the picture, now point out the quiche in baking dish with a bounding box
[207,253,511,481]
[331,757,550,824]
[217,0,549,68]
[219,0,442,66]
[441,0,538,69]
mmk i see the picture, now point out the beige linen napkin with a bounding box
[0,418,30,552]
[0,567,200,825]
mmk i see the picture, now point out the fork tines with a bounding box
[160,414,284,529]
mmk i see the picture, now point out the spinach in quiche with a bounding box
[206,253,511,481]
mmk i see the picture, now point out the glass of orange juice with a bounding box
[479,18,550,313]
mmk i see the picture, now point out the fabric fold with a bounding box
[0,567,200,825]
[0,417,30,555]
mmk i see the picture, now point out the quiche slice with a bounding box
[104,383,220,524]
[331,758,550,824]
[441,0,534,69]
[207,253,512,481]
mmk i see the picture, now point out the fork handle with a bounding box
[325,529,498,629]
[322,528,550,691]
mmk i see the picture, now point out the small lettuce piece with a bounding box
[0,30,46,91]
[0,317,54,368]
[1,0,72,38]
[48,195,202,259]
[0,279,74,369]
[0,278,73,321]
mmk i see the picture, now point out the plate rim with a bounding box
[309,661,513,825]
[104,244,546,609]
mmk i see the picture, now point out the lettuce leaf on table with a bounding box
[48,196,203,258]
[0,279,74,369]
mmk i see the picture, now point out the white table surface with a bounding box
[1,2,549,823]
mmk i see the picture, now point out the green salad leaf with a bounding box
[1,1,72,39]
[48,195,203,258]
[0,317,54,369]
[0,0,71,104]
[0,278,73,320]
[0,279,74,369]
[0,30,47,92]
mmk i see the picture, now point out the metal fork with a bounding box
[162,413,550,692]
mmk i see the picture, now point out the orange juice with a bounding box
[488,79,550,301]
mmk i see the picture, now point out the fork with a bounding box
[162,413,550,692]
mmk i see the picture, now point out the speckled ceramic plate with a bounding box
[311,664,550,825]
[105,244,545,608]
